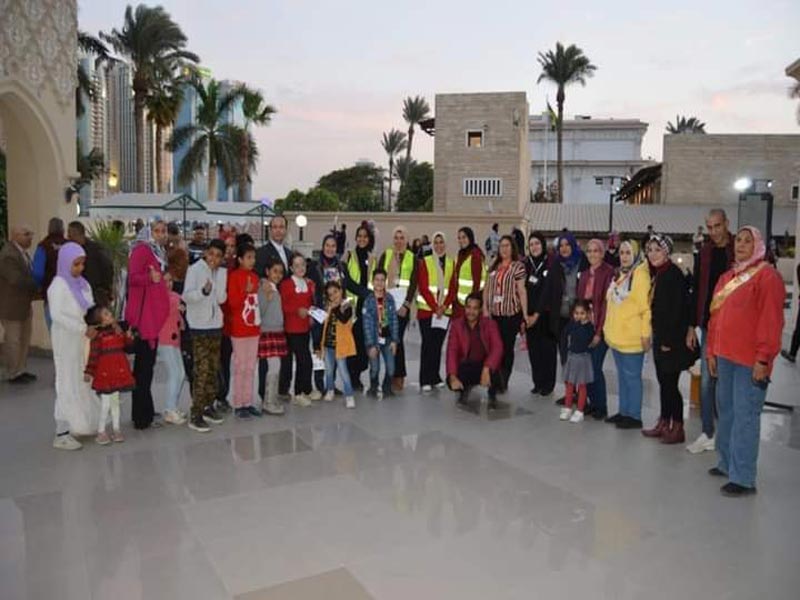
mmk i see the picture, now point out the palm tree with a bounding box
[76,31,114,117]
[537,42,597,203]
[146,66,185,193]
[401,96,430,177]
[381,129,407,211]
[102,5,199,192]
[666,115,707,134]
[395,156,416,184]
[236,85,276,201]
[167,79,244,202]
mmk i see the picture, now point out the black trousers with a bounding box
[656,362,683,422]
[281,332,312,395]
[451,360,501,398]
[526,315,557,394]
[492,314,522,391]
[418,317,447,386]
[394,314,410,378]
[347,316,368,390]
[132,338,158,429]
[217,335,233,402]
[557,316,570,366]
[790,310,800,357]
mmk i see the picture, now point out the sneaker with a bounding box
[278,393,291,402]
[202,407,224,425]
[604,413,623,424]
[616,417,643,430]
[435,382,446,389]
[262,401,285,416]
[323,390,335,402]
[591,408,608,421]
[721,482,757,497]
[308,390,323,401]
[247,406,263,417]
[291,394,312,407]
[569,410,585,424]
[345,396,356,409]
[686,433,715,454]
[559,407,572,421]
[53,434,82,450]
[164,410,187,425]
[235,407,252,420]
[95,431,111,445]
[188,415,211,433]
[708,467,727,477]
[421,384,433,393]
[780,349,796,363]
[215,399,233,413]
[111,430,125,443]
[376,390,384,401]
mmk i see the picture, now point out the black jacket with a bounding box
[255,241,293,280]
[651,263,696,372]
[83,239,114,307]
[535,253,588,337]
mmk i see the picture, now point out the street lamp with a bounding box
[597,175,623,233]
[296,214,307,242]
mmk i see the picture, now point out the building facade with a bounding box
[433,92,529,216]
[529,115,648,204]
[76,56,109,214]
[106,62,136,194]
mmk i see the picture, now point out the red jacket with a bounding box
[279,276,315,334]
[417,256,456,320]
[706,262,785,373]
[576,261,614,336]
[85,327,136,394]
[226,269,261,338]
[446,316,503,376]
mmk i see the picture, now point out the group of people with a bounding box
[0,207,788,497]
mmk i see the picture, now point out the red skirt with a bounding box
[91,353,136,394]
[258,331,288,359]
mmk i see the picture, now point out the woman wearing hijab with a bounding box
[125,221,170,429]
[309,234,345,393]
[49,242,100,450]
[524,232,554,395]
[643,234,695,444]
[603,240,651,429]
[529,231,587,400]
[416,232,455,391]
[577,239,615,418]
[451,227,486,319]
[343,223,376,391]
[707,226,784,496]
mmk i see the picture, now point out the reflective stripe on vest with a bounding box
[417,254,455,313]
[346,252,374,305]
[456,255,487,303]
[383,249,414,300]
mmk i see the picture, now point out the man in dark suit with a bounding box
[255,215,292,279]
[67,221,114,308]
[0,225,39,383]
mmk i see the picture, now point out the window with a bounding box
[594,177,603,186]
[466,130,483,148]
[792,184,799,202]
[463,177,503,197]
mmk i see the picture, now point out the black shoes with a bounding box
[721,482,757,497]
[215,398,232,413]
[708,467,727,477]
[202,406,224,425]
[235,407,252,420]
[8,372,36,384]
[457,391,469,406]
[530,387,540,395]
[188,415,211,433]
[615,417,643,430]
[590,407,608,421]
[604,413,623,424]
[554,396,565,406]
[781,350,796,363]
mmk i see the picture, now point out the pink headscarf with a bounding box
[733,226,766,273]
[587,238,606,254]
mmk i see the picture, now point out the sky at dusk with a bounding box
[78,0,800,200]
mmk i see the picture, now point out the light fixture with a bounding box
[733,177,752,192]
[295,214,308,228]
[108,172,118,188]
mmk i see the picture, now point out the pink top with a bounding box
[158,291,184,347]
[125,244,170,344]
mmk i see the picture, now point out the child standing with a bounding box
[362,268,399,399]
[183,239,228,433]
[227,243,262,419]
[84,305,136,444]
[560,299,595,423]
[320,281,357,408]
[279,254,317,407]
[257,258,287,416]
[157,282,187,425]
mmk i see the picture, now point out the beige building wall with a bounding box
[433,92,529,216]
[662,134,800,207]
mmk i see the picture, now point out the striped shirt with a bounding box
[487,260,526,316]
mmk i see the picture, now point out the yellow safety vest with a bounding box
[417,254,455,314]
[346,251,375,305]
[456,254,487,304]
[382,249,415,291]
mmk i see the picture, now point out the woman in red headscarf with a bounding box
[706,226,784,497]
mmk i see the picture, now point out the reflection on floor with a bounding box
[1,327,799,599]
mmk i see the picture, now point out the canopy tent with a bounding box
[90,193,206,225]
[203,201,275,224]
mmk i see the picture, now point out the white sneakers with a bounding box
[262,401,285,416]
[686,433,716,454]
[53,434,82,451]
[308,390,323,401]
[291,394,312,407]
[559,408,584,423]
[323,390,335,402]
[345,396,356,409]
[421,385,433,393]
[435,382,446,389]
[164,410,187,425]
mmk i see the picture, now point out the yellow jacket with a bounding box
[321,308,356,359]
[603,263,652,353]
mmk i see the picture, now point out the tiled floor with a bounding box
[1,324,799,599]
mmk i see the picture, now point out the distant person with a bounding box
[604,231,621,268]
[32,217,66,330]
[780,261,800,363]
[67,221,114,308]
[511,227,525,257]
[485,223,500,261]
[187,224,207,264]
[335,223,347,256]
[693,226,705,254]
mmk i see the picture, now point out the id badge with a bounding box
[494,295,503,303]
[378,336,386,345]
[528,275,538,285]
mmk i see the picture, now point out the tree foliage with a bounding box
[666,115,707,134]
[396,162,433,212]
[274,187,340,213]
[401,95,431,175]
[317,164,384,211]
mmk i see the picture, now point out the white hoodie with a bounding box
[183,259,227,331]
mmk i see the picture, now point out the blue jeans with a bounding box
[587,339,609,411]
[612,349,644,420]
[699,328,718,437]
[157,345,185,412]
[369,343,395,392]
[324,347,353,396]
[715,357,767,488]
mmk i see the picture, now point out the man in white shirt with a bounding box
[255,215,292,278]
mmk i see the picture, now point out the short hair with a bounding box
[48,218,64,236]
[236,242,256,259]
[235,233,254,248]
[492,223,499,231]
[193,224,205,232]
[207,239,226,254]
[67,220,85,236]
[465,292,483,307]
[84,304,107,326]
[325,280,343,294]
[167,223,180,236]
[265,257,285,272]
[372,267,387,279]
[270,215,287,229]
[708,208,728,221]
[571,298,592,314]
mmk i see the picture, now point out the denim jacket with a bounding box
[362,292,399,348]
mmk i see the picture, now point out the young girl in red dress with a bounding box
[84,305,136,445]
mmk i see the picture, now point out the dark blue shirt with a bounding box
[566,320,595,354]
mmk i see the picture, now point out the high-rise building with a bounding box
[76,56,110,214]
[106,62,137,194]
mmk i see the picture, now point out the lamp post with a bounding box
[295,214,307,242]
[597,175,623,233]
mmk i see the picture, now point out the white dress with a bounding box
[48,277,100,436]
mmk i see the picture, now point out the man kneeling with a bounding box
[446,292,503,408]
